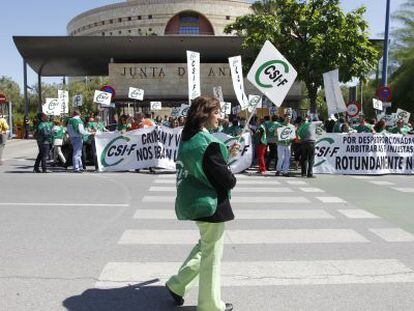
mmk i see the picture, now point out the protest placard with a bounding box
[187,51,200,104]
[247,40,297,107]
[42,98,61,116]
[128,87,144,101]
[229,56,249,110]
[58,90,69,114]
[93,90,112,106]
[323,69,347,116]
[72,94,83,107]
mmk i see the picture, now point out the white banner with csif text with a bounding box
[95,126,253,173]
[314,133,414,175]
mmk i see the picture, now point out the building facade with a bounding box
[67,0,252,37]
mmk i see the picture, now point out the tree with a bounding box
[225,0,378,113]
[390,0,414,113]
[0,76,23,114]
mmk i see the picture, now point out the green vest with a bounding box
[53,126,65,140]
[175,130,229,220]
[36,121,53,144]
[68,117,83,134]
[257,124,267,145]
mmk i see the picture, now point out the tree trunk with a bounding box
[307,84,318,114]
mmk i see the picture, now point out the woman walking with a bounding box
[52,119,66,167]
[166,96,239,311]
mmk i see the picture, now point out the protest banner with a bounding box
[72,94,83,107]
[128,87,144,101]
[93,90,112,106]
[247,40,297,107]
[276,125,296,141]
[213,86,224,102]
[42,98,61,116]
[313,133,414,175]
[95,127,253,173]
[150,101,162,110]
[372,98,383,111]
[58,90,69,114]
[187,51,201,104]
[229,56,249,110]
[396,108,410,123]
[323,69,347,116]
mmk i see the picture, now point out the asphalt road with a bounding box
[1,139,414,311]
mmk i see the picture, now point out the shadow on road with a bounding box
[63,281,196,311]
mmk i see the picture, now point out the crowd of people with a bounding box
[28,107,414,175]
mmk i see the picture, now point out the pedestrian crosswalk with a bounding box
[95,173,414,309]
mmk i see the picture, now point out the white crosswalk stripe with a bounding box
[369,228,414,242]
[338,209,380,219]
[118,229,369,244]
[149,186,294,193]
[392,187,414,193]
[142,195,310,203]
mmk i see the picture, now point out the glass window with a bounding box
[179,13,200,35]
[128,17,132,21]
[138,16,141,20]
[148,15,152,19]
[102,32,105,36]
[118,18,122,22]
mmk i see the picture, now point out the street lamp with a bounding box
[381,0,391,86]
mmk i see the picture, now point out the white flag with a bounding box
[150,101,162,110]
[72,94,83,107]
[58,90,69,114]
[187,51,201,104]
[247,41,297,107]
[128,87,144,101]
[213,86,224,102]
[229,56,249,110]
[43,98,61,116]
[323,69,347,116]
[93,90,112,106]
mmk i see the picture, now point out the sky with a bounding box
[0,0,406,91]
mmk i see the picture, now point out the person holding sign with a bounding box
[275,114,295,177]
[166,96,238,311]
[297,117,322,178]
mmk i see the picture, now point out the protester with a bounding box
[67,111,91,173]
[117,114,131,132]
[178,116,186,127]
[225,118,242,137]
[130,112,154,130]
[254,118,268,175]
[374,119,387,133]
[354,116,375,133]
[166,95,238,311]
[297,116,322,178]
[275,114,295,177]
[0,113,9,165]
[33,113,52,173]
[265,115,281,171]
[389,119,412,134]
[52,119,66,167]
[332,117,345,133]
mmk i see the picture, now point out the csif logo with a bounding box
[314,137,339,167]
[255,60,290,89]
[48,99,59,110]
[96,93,110,103]
[280,127,293,140]
[224,136,249,166]
[100,136,137,167]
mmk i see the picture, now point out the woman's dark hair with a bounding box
[181,95,220,141]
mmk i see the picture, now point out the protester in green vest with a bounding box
[33,113,53,173]
[275,114,295,176]
[166,95,239,311]
[52,119,66,167]
[67,111,91,172]
[116,115,131,132]
[389,119,412,135]
[224,118,242,137]
[374,120,387,134]
[353,117,375,133]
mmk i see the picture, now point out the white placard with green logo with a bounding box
[229,56,249,110]
[72,94,83,107]
[247,41,297,107]
[372,98,383,111]
[247,95,262,113]
[150,101,162,110]
[171,107,180,118]
[42,98,61,116]
[58,90,69,114]
[213,86,224,102]
[396,108,410,123]
[128,87,144,101]
[179,104,190,117]
[314,133,414,175]
[93,90,112,106]
[277,125,296,141]
[220,102,231,117]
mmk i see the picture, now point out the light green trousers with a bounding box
[166,221,226,311]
